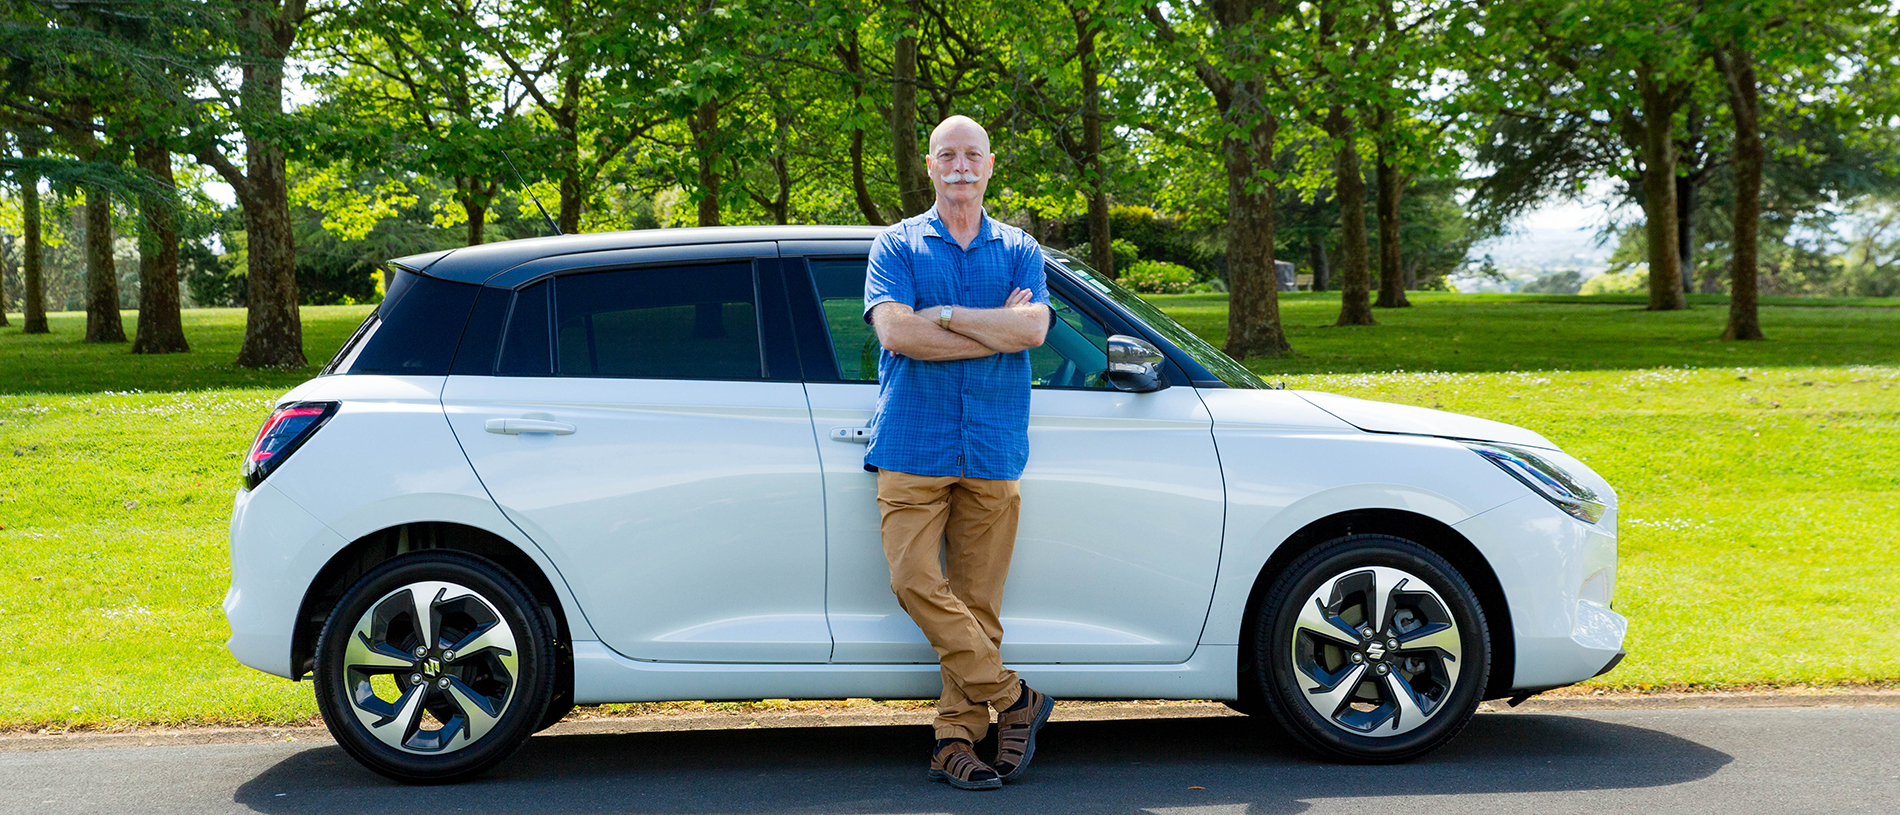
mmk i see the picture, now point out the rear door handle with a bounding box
[486,418,577,436]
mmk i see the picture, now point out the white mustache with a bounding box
[939,170,982,183]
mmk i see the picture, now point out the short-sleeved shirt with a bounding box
[862,206,1050,480]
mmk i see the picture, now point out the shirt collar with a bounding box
[921,204,1001,249]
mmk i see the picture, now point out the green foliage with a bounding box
[1120,260,1198,294]
[1519,270,1584,295]
[1580,271,1646,295]
[1074,238,1143,273]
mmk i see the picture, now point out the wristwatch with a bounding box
[938,305,954,329]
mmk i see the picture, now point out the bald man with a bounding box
[863,115,1057,790]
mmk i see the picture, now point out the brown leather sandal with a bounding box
[993,682,1054,782]
[928,739,1002,790]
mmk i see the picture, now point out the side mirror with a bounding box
[1106,334,1168,393]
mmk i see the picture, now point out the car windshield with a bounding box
[1042,248,1267,389]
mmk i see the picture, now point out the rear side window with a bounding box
[551,263,764,380]
[324,270,480,376]
[497,281,552,375]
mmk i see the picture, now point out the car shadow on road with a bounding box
[232,712,1732,814]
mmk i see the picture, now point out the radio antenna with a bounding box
[503,150,561,236]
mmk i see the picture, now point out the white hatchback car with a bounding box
[225,226,1626,782]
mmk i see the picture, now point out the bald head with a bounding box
[928,115,991,155]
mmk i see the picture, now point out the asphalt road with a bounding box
[4,708,1897,814]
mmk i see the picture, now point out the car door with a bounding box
[787,248,1225,665]
[442,250,832,663]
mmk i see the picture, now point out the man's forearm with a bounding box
[940,303,1049,353]
[872,304,1004,361]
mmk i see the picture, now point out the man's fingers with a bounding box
[1006,288,1031,306]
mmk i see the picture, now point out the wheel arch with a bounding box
[290,522,576,710]
[1237,508,1517,700]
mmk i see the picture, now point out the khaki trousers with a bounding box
[876,470,1025,743]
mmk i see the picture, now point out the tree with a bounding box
[307,0,531,246]
[187,0,313,367]
[11,132,50,334]
[1487,0,1707,311]
[1144,0,1295,358]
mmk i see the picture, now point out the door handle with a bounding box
[486,418,577,436]
[830,427,872,444]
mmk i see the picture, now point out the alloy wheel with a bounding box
[1288,565,1463,737]
[342,580,520,754]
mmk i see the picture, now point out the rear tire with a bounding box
[313,552,555,783]
[1250,534,1489,762]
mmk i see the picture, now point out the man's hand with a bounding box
[928,288,1049,353]
[870,302,1006,361]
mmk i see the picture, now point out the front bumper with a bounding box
[1453,494,1628,691]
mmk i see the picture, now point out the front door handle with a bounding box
[486,418,577,436]
[830,427,872,444]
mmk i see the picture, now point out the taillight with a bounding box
[243,401,339,489]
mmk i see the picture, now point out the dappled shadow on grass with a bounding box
[233,714,1730,815]
[0,308,365,396]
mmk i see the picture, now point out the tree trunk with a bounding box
[1636,76,1687,311]
[1309,238,1330,292]
[82,183,126,342]
[1219,81,1292,359]
[132,139,188,354]
[1676,171,1697,294]
[1328,107,1375,326]
[234,144,304,368]
[1717,44,1764,341]
[1373,129,1408,308]
[21,141,47,334]
[464,200,487,245]
[889,3,931,218]
[554,70,584,233]
[1076,11,1113,278]
[839,32,889,226]
[692,98,722,227]
[849,128,887,225]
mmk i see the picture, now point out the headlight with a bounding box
[1467,443,1606,523]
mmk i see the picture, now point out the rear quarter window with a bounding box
[324,270,481,376]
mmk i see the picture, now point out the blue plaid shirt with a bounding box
[862,207,1050,480]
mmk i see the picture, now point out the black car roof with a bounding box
[390,225,888,285]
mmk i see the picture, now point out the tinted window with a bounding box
[553,264,763,380]
[1045,249,1266,388]
[450,286,510,375]
[1028,292,1113,388]
[326,270,480,376]
[808,259,879,381]
[497,281,552,375]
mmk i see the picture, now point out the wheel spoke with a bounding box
[364,685,428,751]
[442,678,504,745]
[345,630,416,671]
[1303,662,1368,719]
[1378,669,1433,735]
[1294,595,1363,648]
[448,621,517,661]
[410,586,440,651]
[1397,623,1461,659]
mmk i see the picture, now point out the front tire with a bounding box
[313,552,555,783]
[1251,535,1490,762]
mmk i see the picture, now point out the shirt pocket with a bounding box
[961,260,1014,309]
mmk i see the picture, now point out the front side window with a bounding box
[809,258,881,381]
[552,263,763,380]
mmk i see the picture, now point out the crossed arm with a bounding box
[869,289,1050,362]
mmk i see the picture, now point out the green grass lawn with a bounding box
[1,294,1896,728]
